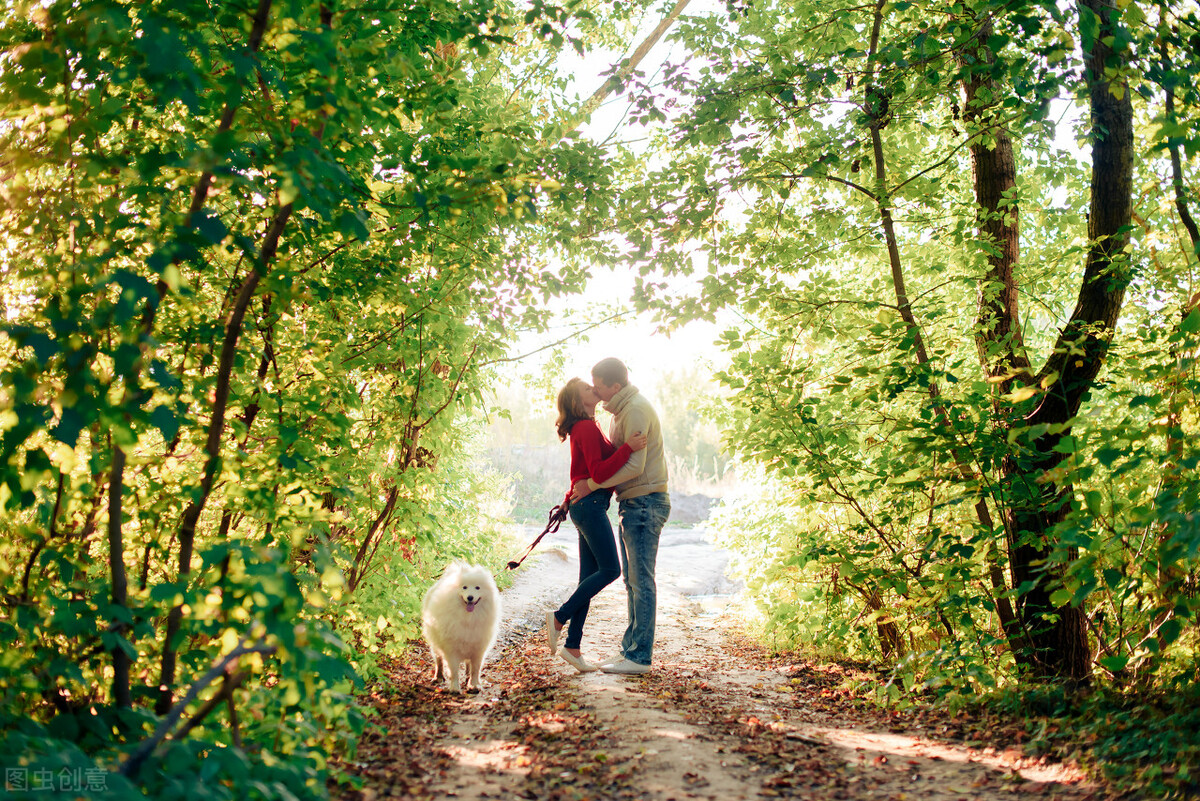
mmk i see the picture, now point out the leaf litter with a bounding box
[334,541,1117,801]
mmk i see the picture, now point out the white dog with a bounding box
[420,562,500,694]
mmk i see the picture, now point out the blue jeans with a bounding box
[616,492,671,665]
[555,491,621,650]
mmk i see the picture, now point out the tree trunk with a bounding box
[107,445,132,708]
[1001,0,1134,680]
[867,589,905,659]
[958,17,1033,655]
[959,19,1031,387]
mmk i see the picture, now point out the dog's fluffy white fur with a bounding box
[420,561,500,694]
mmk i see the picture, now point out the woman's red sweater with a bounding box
[567,418,632,494]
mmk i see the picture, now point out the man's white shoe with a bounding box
[599,658,650,675]
[546,611,560,654]
[558,648,599,673]
[596,651,624,668]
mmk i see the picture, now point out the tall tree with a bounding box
[953,0,1134,679]
[607,0,1196,680]
[0,0,646,792]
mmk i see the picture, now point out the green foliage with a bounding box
[604,0,1200,706]
[1,0,1196,795]
[962,676,1200,798]
[711,468,885,661]
[1047,311,1200,679]
[0,0,640,796]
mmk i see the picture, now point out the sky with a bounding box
[502,269,725,403]
[496,0,726,402]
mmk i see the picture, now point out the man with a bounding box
[571,357,670,674]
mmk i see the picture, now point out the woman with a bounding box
[547,377,647,672]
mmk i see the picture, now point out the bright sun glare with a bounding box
[507,4,729,399]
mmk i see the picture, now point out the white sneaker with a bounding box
[546,611,561,654]
[599,658,650,675]
[558,648,599,673]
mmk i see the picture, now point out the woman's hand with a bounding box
[626,431,647,452]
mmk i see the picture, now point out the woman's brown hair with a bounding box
[555,377,591,441]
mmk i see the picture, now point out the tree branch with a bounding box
[477,310,631,367]
[571,0,695,131]
[124,643,274,777]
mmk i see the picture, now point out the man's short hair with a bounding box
[592,357,628,387]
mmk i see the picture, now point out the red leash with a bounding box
[506,502,569,570]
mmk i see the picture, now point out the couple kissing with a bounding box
[545,357,671,675]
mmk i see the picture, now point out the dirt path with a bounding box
[338,529,1102,801]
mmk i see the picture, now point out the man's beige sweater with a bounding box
[586,384,669,502]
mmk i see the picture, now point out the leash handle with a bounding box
[505,502,569,570]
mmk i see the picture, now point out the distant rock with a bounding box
[668,492,714,525]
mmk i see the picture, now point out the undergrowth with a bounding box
[970,676,1200,799]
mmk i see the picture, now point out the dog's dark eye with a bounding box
[462,586,467,590]
[474,586,480,590]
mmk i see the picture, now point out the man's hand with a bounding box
[570,479,592,503]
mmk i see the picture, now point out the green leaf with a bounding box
[151,404,179,442]
[1049,588,1073,607]
[1160,617,1183,646]
[194,210,229,246]
[1078,5,1100,51]
[14,329,57,364]
[338,210,370,241]
[1094,446,1122,467]
[1103,568,1123,590]
[54,406,86,447]
[150,580,187,604]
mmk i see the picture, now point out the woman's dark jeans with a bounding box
[555,491,621,650]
